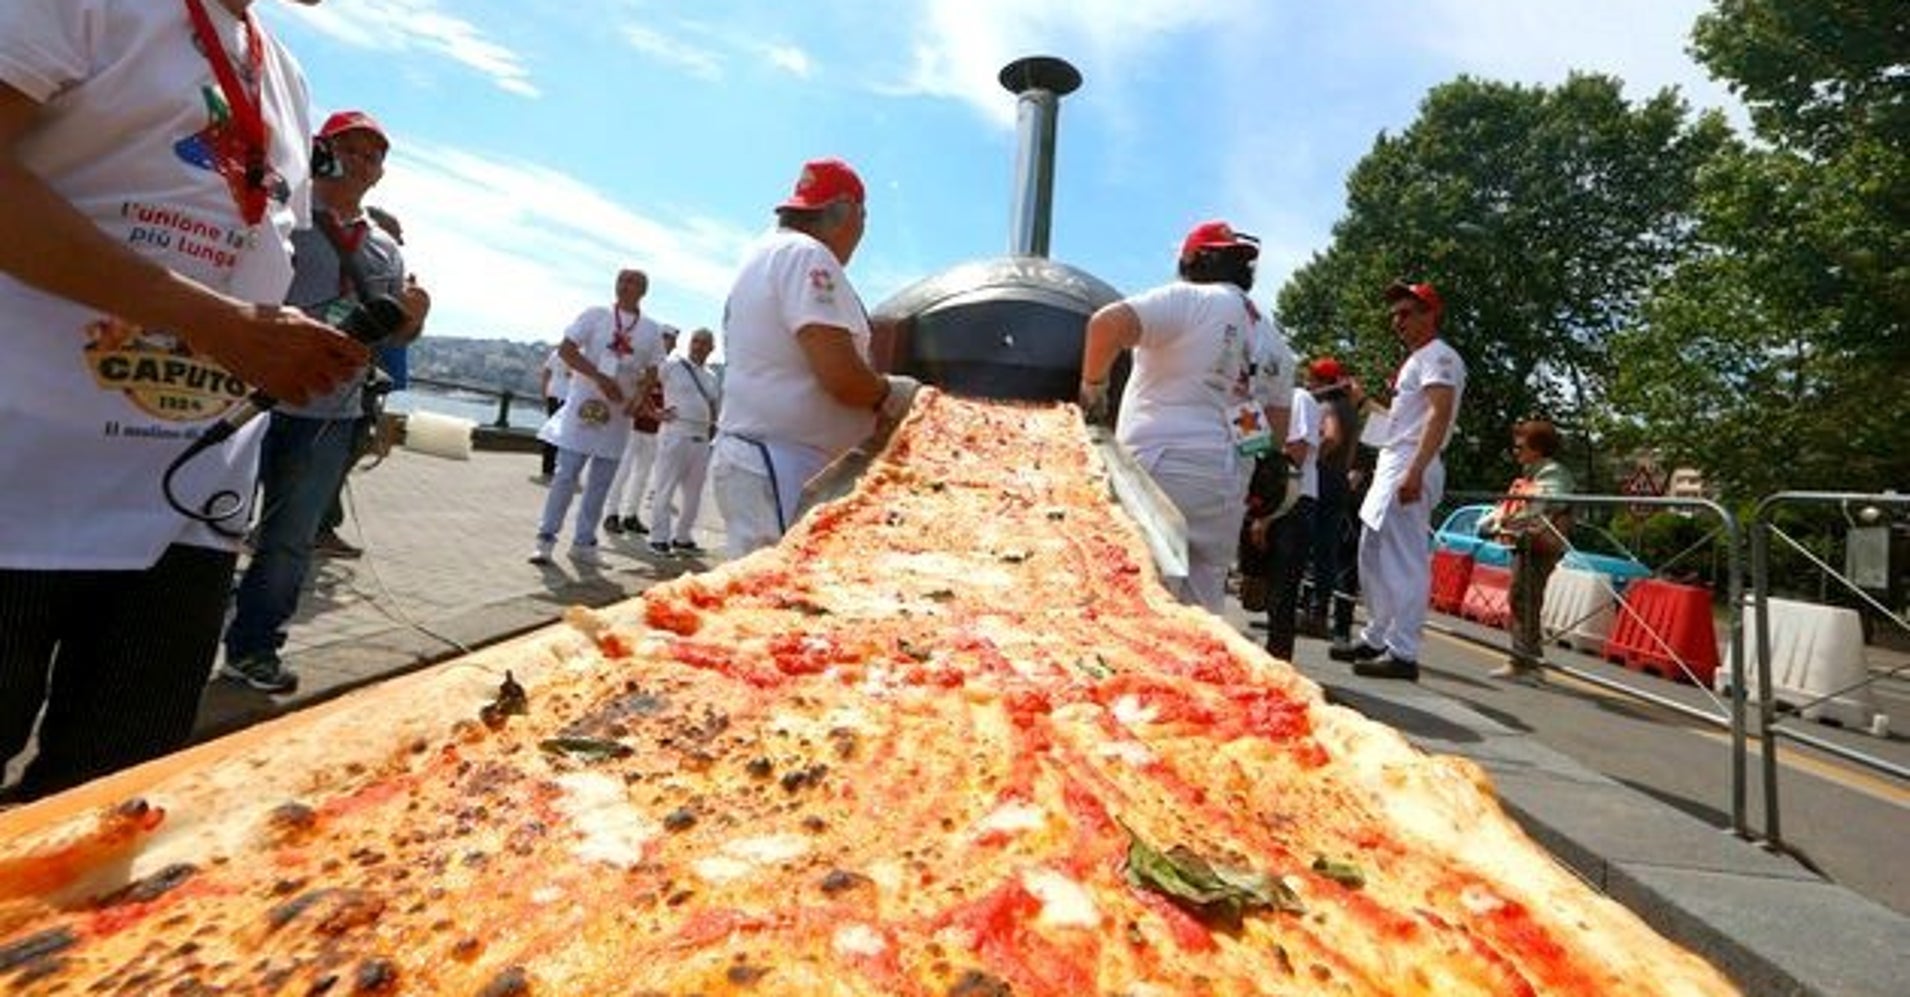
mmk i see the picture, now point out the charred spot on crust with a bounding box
[352,958,399,993]
[98,863,198,907]
[0,926,77,978]
[662,807,697,832]
[266,889,386,936]
[265,802,320,844]
[948,969,1014,996]
[819,869,869,895]
[477,966,530,997]
[726,961,771,986]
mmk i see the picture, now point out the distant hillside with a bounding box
[407,336,552,397]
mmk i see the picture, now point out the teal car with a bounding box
[1434,504,1653,591]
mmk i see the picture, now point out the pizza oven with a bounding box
[869,56,1124,401]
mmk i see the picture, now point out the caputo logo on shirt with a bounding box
[85,318,247,421]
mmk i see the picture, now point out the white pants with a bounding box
[711,445,781,561]
[1357,458,1444,660]
[1133,444,1245,615]
[647,432,712,545]
[606,431,658,520]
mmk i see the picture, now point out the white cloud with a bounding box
[1409,0,1742,122]
[762,44,813,79]
[273,0,539,97]
[374,144,756,341]
[622,24,725,81]
[895,0,1253,128]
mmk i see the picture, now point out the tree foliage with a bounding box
[1276,74,1726,491]
[1603,0,1910,497]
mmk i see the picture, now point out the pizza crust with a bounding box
[0,392,1738,996]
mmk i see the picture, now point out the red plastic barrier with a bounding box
[1602,579,1719,685]
[1460,563,1512,628]
[1430,548,1474,614]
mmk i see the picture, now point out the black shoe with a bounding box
[1297,614,1330,639]
[623,516,648,535]
[671,540,705,555]
[1352,653,1420,681]
[1327,641,1386,663]
[603,515,625,535]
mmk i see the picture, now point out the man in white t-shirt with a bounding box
[0,0,366,801]
[536,346,572,482]
[711,157,919,559]
[530,268,667,566]
[647,328,722,556]
[1329,280,1467,681]
[605,325,677,536]
[1079,220,1292,613]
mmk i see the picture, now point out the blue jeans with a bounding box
[538,446,619,546]
[224,413,358,660]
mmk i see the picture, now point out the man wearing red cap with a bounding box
[710,158,919,558]
[1080,220,1293,615]
[0,0,364,800]
[1329,280,1466,680]
[222,108,431,693]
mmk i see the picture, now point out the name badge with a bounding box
[1229,402,1274,457]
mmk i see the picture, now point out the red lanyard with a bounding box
[610,307,636,356]
[183,0,269,225]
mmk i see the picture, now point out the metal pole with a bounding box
[998,57,1080,259]
[1750,504,1782,847]
[1719,505,1750,839]
[494,390,513,430]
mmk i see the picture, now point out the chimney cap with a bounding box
[998,56,1080,97]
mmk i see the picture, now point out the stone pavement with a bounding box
[195,445,728,740]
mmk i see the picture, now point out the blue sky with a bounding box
[263,0,1743,348]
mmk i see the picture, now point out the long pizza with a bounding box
[0,391,1737,995]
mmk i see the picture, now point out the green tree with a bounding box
[1277,75,1728,491]
[1604,0,1910,497]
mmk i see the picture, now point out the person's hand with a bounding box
[1248,514,1272,550]
[194,304,368,406]
[878,374,921,422]
[1078,378,1111,425]
[1397,466,1425,505]
[399,275,431,326]
[595,371,625,405]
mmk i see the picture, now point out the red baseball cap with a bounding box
[1384,280,1444,316]
[1310,357,1346,383]
[779,157,865,210]
[318,110,389,150]
[1180,220,1259,262]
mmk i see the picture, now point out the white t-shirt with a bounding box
[1287,387,1322,500]
[541,347,572,400]
[659,355,720,441]
[537,306,666,459]
[1377,338,1467,459]
[716,228,874,458]
[0,0,313,570]
[1115,281,1259,453]
[1247,309,1297,416]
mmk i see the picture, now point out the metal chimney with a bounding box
[999,56,1081,259]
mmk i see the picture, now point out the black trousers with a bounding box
[0,544,234,802]
[540,397,564,476]
[1250,497,1316,661]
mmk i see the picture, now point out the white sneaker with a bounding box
[527,538,555,565]
[569,543,608,567]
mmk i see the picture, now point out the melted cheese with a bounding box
[1024,868,1100,929]
[832,924,887,958]
[552,772,656,869]
[694,833,812,883]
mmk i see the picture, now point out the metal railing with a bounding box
[403,375,529,430]
[1748,492,1910,847]
[1441,491,1755,837]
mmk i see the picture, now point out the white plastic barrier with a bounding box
[400,411,475,461]
[1541,566,1615,652]
[1721,598,1885,734]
